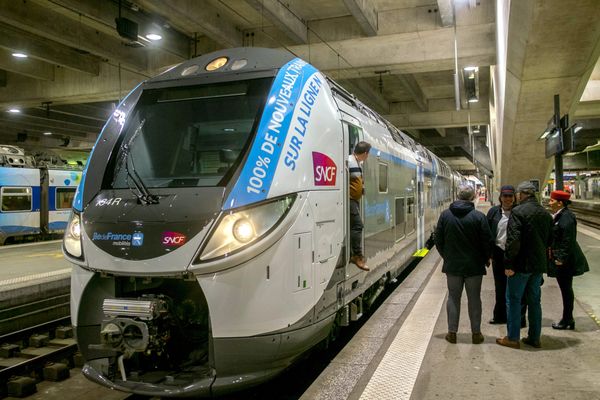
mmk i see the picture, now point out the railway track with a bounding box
[0,317,78,397]
[570,203,600,229]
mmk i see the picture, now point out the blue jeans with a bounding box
[506,272,542,341]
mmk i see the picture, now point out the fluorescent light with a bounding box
[43,131,52,136]
[539,131,550,140]
[12,52,28,58]
[7,108,21,113]
[145,33,162,41]
[574,125,583,133]
[467,98,479,103]
[463,66,478,72]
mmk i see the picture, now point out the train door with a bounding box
[342,119,362,270]
[46,169,81,234]
[416,162,425,250]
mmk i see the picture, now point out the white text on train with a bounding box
[284,74,322,171]
[96,197,122,206]
[246,59,306,195]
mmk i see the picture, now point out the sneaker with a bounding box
[496,336,520,349]
[350,255,370,271]
[472,332,484,344]
[521,337,541,348]
[445,332,457,344]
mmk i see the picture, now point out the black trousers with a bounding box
[350,199,363,257]
[556,272,574,322]
[492,246,527,323]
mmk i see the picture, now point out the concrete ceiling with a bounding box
[0,0,597,183]
[498,0,600,187]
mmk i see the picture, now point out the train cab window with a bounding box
[56,188,76,210]
[109,77,273,189]
[1,187,32,212]
[378,162,388,193]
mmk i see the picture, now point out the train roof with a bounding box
[149,47,297,84]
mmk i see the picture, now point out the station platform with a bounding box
[2,204,600,400]
[303,204,600,400]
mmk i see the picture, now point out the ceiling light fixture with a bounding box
[463,66,479,104]
[8,108,21,113]
[43,131,53,136]
[12,52,28,58]
[145,33,162,41]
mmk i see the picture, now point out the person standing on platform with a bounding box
[497,181,552,349]
[547,190,589,330]
[435,184,493,345]
[486,185,517,325]
[348,141,371,271]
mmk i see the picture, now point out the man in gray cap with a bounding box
[496,181,552,349]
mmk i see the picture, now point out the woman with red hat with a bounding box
[548,190,589,330]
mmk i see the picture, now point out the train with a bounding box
[0,145,82,244]
[65,48,468,398]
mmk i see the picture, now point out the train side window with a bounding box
[395,197,406,241]
[56,188,76,210]
[406,196,416,234]
[378,162,388,193]
[347,124,361,155]
[1,187,32,212]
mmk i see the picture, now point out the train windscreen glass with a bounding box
[109,77,273,188]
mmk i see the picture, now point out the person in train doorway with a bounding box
[348,141,371,271]
[547,190,589,330]
[434,184,493,345]
[486,185,527,327]
[497,181,552,349]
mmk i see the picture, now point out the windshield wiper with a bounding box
[114,119,159,205]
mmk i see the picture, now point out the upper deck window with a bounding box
[109,77,273,189]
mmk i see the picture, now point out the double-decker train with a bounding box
[65,48,467,397]
[0,145,82,244]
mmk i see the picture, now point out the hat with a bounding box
[550,190,571,202]
[516,181,536,194]
[500,185,515,195]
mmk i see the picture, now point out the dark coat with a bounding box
[504,197,553,274]
[547,207,589,277]
[434,200,493,277]
[486,205,503,239]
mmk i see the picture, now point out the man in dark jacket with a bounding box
[435,184,493,345]
[496,181,552,349]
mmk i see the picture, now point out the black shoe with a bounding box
[445,332,457,344]
[472,332,484,344]
[552,320,575,330]
[521,337,541,348]
[489,319,506,325]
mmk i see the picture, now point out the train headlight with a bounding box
[197,195,295,262]
[63,212,83,259]
[232,218,255,243]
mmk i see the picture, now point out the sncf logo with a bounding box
[312,152,337,186]
[161,231,187,247]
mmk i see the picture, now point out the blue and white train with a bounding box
[0,145,82,244]
[65,48,465,397]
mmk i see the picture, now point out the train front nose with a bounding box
[80,188,224,274]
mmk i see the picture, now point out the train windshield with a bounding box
[109,77,273,189]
